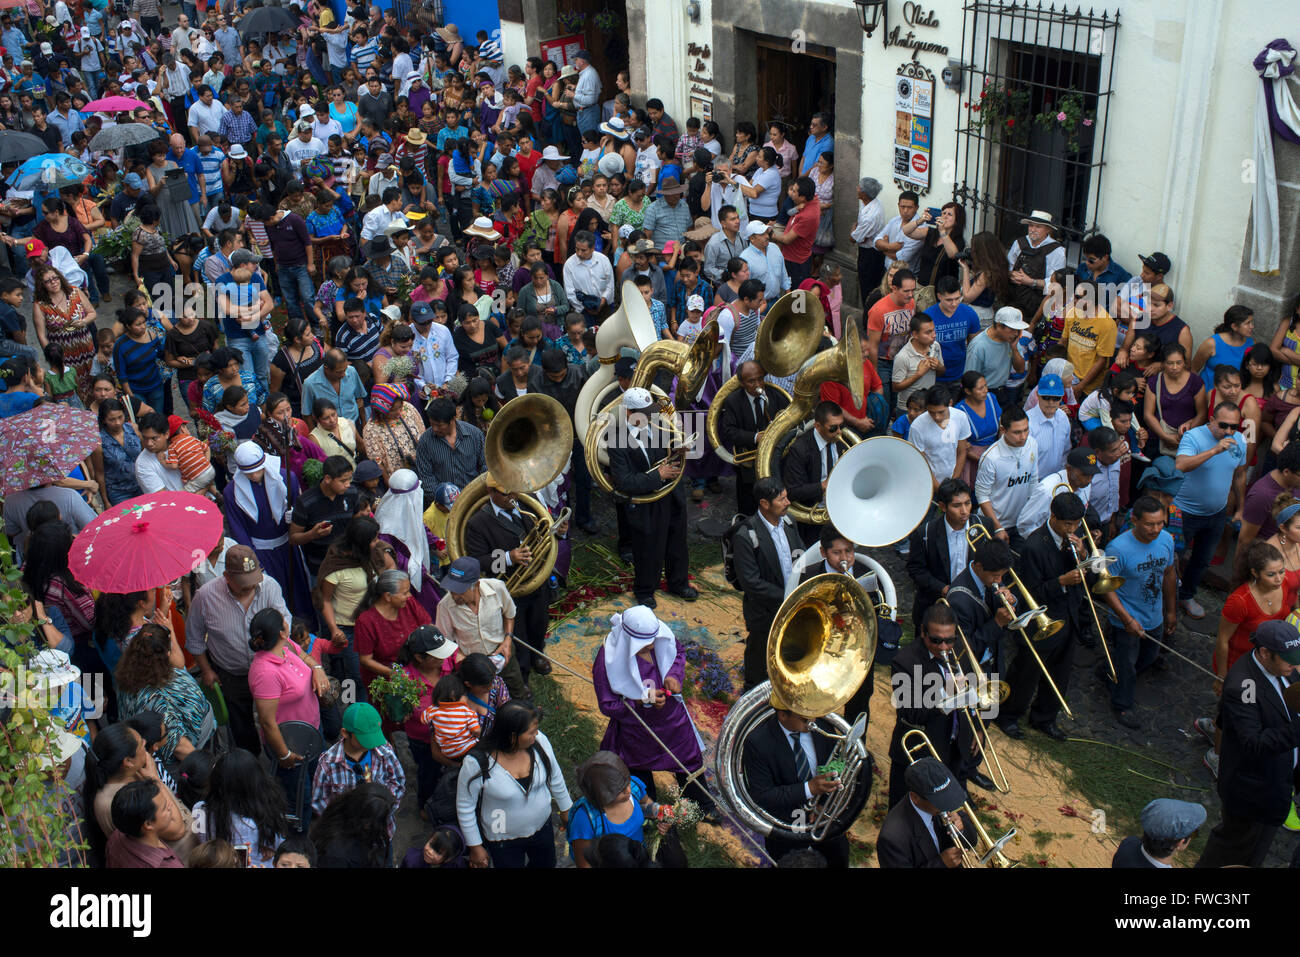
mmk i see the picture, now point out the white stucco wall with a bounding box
[497,19,528,76]
[640,0,713,126]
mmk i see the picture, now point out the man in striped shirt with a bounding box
[193,136,225,208]
[350,27,379,76]
[335,298,382,362]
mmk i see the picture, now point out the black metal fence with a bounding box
[953,2,1120,250]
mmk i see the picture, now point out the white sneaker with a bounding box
[1193,716,1215,743]
[895,540,910,556]
[1180,597,1205,619]
[1203,748,1219,779]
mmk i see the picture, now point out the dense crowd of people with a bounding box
[2,0,1299,872]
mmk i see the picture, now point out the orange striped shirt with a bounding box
[420,701,481,759]
[165,431,211,483]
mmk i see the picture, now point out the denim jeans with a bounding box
[484,817,555,869]
[0,338,40,363]
[1179,507,1226,600]
[84,253,110,305]
[135,384,165,413]
[1106,621,1162,711]
[229,333,277,395]
[277,263,316,326]
[84,70,105,100]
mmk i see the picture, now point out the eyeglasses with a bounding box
[1215,421,1245,432]
[824,423,841,433]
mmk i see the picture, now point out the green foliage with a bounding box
[0,540,89,867]
[1033,90,1096,152]
[93,212,143,264]
[369,668,421,723]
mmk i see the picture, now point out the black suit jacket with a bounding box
[718,386,790,482]
[906,515,989,621]
[1111,836,1157,868]
[607,432,687,533]
[1217,651,1300,826]
[732,512,804,626]
[782,429,835,507]
[797,559,871,586]
[493,366,546,403]
[888,639,970,770]
[742,713,836,827]
[463,505,536,581]
[945,567,1006,665]
[877,796,975,868]
[1014,524,1085,638]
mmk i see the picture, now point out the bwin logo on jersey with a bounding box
[1006,473,1035,488]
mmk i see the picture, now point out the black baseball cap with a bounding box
[1139,252,1171,274]
[1067,448,1101,476]
[904,757,966,812]
[1252,619,1300,664]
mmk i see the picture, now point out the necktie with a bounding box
[824,441,834,481]
[789,732,812,781]
[753,394,766,426]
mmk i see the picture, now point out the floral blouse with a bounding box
[361,402,425,477]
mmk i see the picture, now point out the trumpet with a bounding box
[641,432,698,473]
[934,598,1011,793]
[967,526,1072,718]
[1052,483,1119,682]
[1079,512,1125,595]
[900,729,1018,867]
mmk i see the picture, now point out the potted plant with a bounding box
[968,78,1033,147]
[369,668,421,724]
[1034,90,1095,152]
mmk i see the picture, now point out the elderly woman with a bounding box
[225,441,314,619]
[592,605,713,815]
[255,391,326,483]
[354,568,433,693]
[115,622,215,766]
[361,383,425,482]
[375,468,444,619]
[568,750,675,868]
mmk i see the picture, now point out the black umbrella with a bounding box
[89,122,161,151]
[0,130,53,165]
[237,5,299,40]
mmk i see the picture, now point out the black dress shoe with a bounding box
[966,772,998,792]
[580,521,600,535]
[1077,630,1097,648]
[532,658,553,676]
[997,718,1025,740]
[619,551,635,565]
[667,585,699,601]
[1030,720,1068,741]
[1113,708,1141,730]
[637,595,657,609]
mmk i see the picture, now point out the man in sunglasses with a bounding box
[1172,401,1247,619]
[782,400,845,547]
[886,602,982,808]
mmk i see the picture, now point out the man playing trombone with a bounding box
[887,603,982,806]
[1098,495,1178,731]
[997,491,1088,741]
[878,756,976,868]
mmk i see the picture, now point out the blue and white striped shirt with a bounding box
[196,146,225,196]
[350,38,378,74]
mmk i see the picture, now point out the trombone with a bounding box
[900,729,1018,867]
[967,526,1073,718]
[1079,510,1125,596]
[641,432,699,473]
[934,597,1011,793]
[1052,483,1119,682]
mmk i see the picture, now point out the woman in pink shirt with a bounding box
[248,607,329,787]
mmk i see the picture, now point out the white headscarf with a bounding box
[602,605,678,702]
[374,468,429,593]
[231,441,288,524]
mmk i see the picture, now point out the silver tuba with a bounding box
[573,280,659,437]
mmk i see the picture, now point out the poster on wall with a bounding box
[892,63,934,196]
[540,34,584,68]
[690,96,713,123]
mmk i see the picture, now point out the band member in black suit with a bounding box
[718,359,791,516]
[599,356,638,562]
[878,756,976,868]
[887,603,978,807]
[733,477,805,689]
[906,478,985,630]
[1196,619,1300,868]
[798,524,876,728]
[782,400,843,546]
[945,536,1016,683]
[742,703,855,867]
[997,491,1086,741]
[1112,798,1206,868]
[463,478,567,677]
[606,387,698,610]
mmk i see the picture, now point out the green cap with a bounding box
[342,702,386,749]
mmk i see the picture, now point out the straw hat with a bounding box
[464,216,502,240]
[405,128,427,146]
[558,64,578,79]
[436,24,462,43]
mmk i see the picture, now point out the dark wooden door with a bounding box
[755,40,835,142]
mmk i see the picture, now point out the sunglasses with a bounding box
[825,424,841,433]
[1215,421,1245,432]
[928,636,956,645]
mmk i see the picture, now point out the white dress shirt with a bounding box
[945,519,969,584]
[785,726,819,800]
[1017,469,1093,538]
[1027,403,1070,478]
[758,510,793,583]
[361,206,407,242]
[562,251,615,305]
[740,242,790,301]
[1088,457,1123,522]
[875,214,924,270]
[851,197,884,247]
[909,795,943,853]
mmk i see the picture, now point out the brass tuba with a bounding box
[755,317,865,525]
[444,394,573,596]
[715,574,876,843]
[706,288,821,466]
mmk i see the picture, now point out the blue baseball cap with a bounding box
[1140,799,1205,841]
[433,482,460,508]
[410,301,434,324]
[123,172,145,189]
[440,556,481,593]
[1037,373,1065,398]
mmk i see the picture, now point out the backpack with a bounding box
[721,512,757,591]
[423,742,554,830]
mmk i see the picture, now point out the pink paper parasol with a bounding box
[80,96,152,114]
[0,403,99,495]
[69,492,224,593]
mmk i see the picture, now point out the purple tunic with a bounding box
[223,477,313,619]
[379,532,442,621]
[684,363,732,481]
[593,646,702,771]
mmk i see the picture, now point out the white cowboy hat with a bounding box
[1018,209,1056,227]
[541,145,568,161]
[599,116,630,139]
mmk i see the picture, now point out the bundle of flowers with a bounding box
[644,782,702,859]
[192,408,237,456]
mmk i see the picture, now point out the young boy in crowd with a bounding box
[163,415,218,496]
[891,390,927,441]
[907,384,971,492]
[420,673,481,762]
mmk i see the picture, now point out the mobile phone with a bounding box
[926,206,941,219]
[234,844,250,868]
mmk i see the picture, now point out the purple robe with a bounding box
[379,532,442,621]
[223,476,313,620]
[593,646,702,771]
[684,362,732,481]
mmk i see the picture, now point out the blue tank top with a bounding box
[1201,334,1251,392]
[956,393,1003,448]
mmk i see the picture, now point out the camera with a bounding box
[955,249,973,264]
